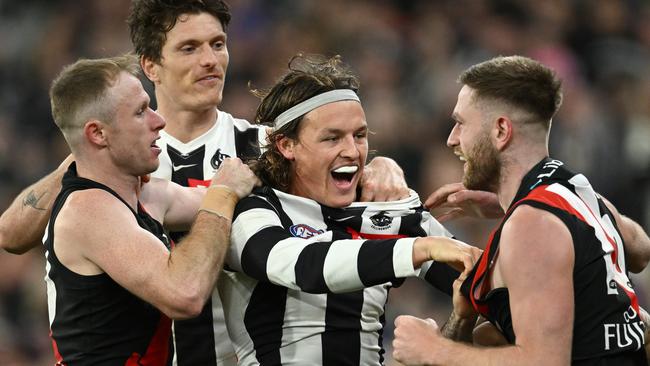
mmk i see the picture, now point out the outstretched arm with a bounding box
[0,155,73,254]
[393,207,574,366]
[229,197,479,293]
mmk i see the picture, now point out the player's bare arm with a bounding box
[53,157,259,320]
[0,154,73,254]
[393,206,574,366]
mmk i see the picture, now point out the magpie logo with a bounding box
[370,211,393,230]
[211,148,231,169]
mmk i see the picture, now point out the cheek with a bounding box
[222,49,230,69]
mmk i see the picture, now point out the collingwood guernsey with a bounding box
[151,110,266,366]
[220,187,459,366]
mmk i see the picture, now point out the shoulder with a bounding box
[55,189,136,241]
[220,111,255,130]
[62,189,132,218]
[500,204,574,267]
[235,187,277,215]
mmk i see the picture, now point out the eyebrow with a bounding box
[174,32,226,46]
[451,112,463,123]
[322,124,368,134]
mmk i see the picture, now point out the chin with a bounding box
[327,195,355,208]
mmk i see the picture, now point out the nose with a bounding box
[149,109,166,131]
[340,135,361,159]
[199,44,218,68]
[447,123,459,148]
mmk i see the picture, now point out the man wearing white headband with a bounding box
[218,54,482,365]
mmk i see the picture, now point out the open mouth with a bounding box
[331,165,358,185]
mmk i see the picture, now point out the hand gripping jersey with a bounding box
[461,158,648,365]
[44,164,172,365]
[151,111,265,366]
[220,187,458,366]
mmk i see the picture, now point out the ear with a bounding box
[276,135,296,160]
[83,120,109,148]
[493,116,513,151]
[141,56,160,84]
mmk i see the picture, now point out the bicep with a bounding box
[141,178,204,232]
[66,194,172,305]
[163,184,204,231]
[500,206,574,362]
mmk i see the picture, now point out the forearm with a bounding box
[161,186,237,318]
[0,162,68,253]
[441,311,477,343]
[168,212,231,309]
[432,338,560,366]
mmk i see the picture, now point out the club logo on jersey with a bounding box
[370,211,393,230]
[211,148,231,169]
[289,224,324,239]
[603,306,645,351]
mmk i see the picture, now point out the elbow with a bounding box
[627,255,650,274]
[0,232,26,255]
[0,227,37,255]
[162,288,209,320]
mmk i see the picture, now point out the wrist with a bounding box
[199,185,239,221]
[412,238,432,268]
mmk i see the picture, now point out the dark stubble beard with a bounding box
[462,133,501,192]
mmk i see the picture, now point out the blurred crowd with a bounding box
[0,0,649,364]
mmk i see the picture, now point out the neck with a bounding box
[496,145,548,211]
[156,97,219,143]
[75,156,141,210]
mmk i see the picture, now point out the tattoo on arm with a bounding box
[442,312,475,343]
[22,190,47,211]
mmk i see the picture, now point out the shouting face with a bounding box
[279,100,368,208]
[447,85,501,192]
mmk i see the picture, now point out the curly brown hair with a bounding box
[127,0,231,63]
[250,54,360,191]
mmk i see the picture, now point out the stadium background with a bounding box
[0,0,649,364]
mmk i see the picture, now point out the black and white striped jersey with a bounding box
[151,110,265,366]
[220,187,458,366]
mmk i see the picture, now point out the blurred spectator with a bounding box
[1,0,648,364]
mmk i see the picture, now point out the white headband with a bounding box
[273,89,360,131]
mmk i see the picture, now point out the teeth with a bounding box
[333,166,358,174]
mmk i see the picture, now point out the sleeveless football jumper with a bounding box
[461,158,647,365]
[44,164,172,365]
